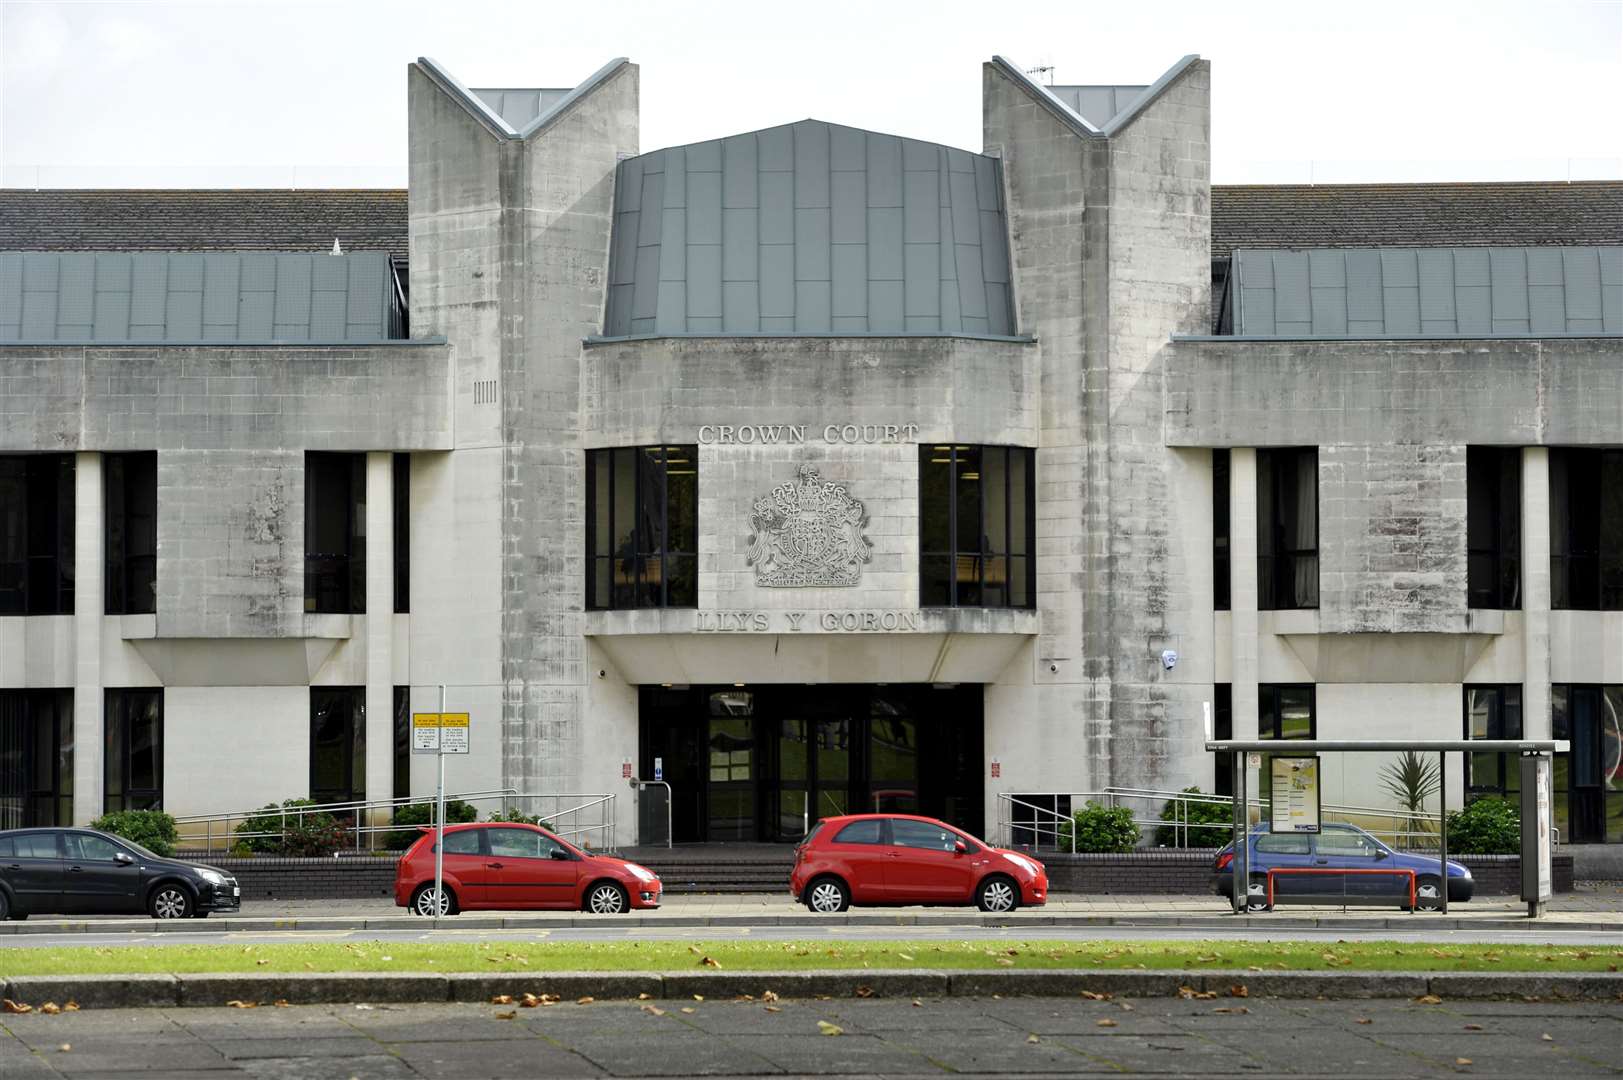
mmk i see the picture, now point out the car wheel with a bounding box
[149,883,195,920]
[585,881,629,915]
[411,883,458,917]
[976,875,1018,913]
[1246,875,1272,913]
[805,876,850,914]
[1414,875,1444,912]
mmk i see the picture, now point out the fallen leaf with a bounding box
[494,1010,516,1020]
[911,999,923,1008]
[1097,1018,1118,1028]
[1541,1033,1553,1041]
[637,992,654,1000]
[692,995,705,1002]
[490,995,513,1005]
[1026,1034,1041,1044]
[256,959,269,966]
[57,1044,70,1053]
[641,1004,666,1016]
[40,1002,61,1015]
[761,991,779,1003]
[855,986,875,998]
[700,956,720,969]
[1464,1023,1484,1031]
[898,953,914,962]
[577,996,595,1006]
[1228,985,1249,998]
[1079,990,1112,1001]
[1456,1058,1473,1066]
[226,1000,257,1009]
[1415,994,1443,1005]
[273,1000,290,1008]
[381,956,392,962]
[996,958,1015,966]
[1356,1018,1373,1025]
[680,1006,696,1014]
[354,1004,373,1011]
[62,1002,79,1012]
[1213,1006,1250,1014]
[2,1000,32,1014]
[1177,986,1217,1000]
[818,1020,844,1036]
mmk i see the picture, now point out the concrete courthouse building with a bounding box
[2,53,1622,846]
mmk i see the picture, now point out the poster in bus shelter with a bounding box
[1269,756,1321,833]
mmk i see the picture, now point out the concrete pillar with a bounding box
[1230,449,1261,821]
[364,452,395,816]
[1521,447,1551,738]
[72,452,103,824]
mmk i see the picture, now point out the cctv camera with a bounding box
[1160,649,1178,671]
[597,669,607,679]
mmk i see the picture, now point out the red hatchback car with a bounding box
[790,814,1047,913]
[393,822,661,915]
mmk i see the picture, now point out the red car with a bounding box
[790,813,1047,913]
[393,822,661,915]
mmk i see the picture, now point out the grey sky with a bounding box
[1,0,1619,189]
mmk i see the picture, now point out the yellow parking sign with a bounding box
[412,712,471,754]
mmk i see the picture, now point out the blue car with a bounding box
[1211,822,1473,911]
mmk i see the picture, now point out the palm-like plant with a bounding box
[1379,751,1441,850]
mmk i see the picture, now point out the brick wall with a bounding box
[212,856,399,901]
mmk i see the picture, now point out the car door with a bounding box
[825,818,891,902]
[2,830,65,914]
[434,828,490,907]
[61,832,143,914]
[484,827,581,909]
[1312,827,1390,900]
[1251,830,1313,900]
[883,819,977,903]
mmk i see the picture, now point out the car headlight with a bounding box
[195,868,225,885]
[627,864,657,883]
[1004,854,1041,877]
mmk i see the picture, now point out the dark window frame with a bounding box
[104,451,157,616]
[103,688,163,813]
[1467,447,1521,610]
[1213,448,1231,611]
[1258,683,1317,741]
[0,454,75,616]
[1551,684,1623,844]
[1463,684,1522,800]
[918,444,1036,609]
[585,446,698,611]
[0,689,74,828]
[1257,447,1319,611]
[393,453,409,614]
[304,452,366,615]
[1213,683,1234,796]
[1550,448,1623,611]
[392,685,409,801]
[309,687,365,806]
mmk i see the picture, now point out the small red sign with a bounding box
[621,762,633,779]
[990,761,1001,779]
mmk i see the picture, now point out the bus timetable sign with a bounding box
[412,713,470,754]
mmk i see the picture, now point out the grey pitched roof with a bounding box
[1048,84,1149,129]
[601,120,1016,338]
[469,88,571,131]
[0,251,400,343]
[1232,246,1623,337]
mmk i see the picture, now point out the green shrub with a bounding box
[1151,787,1234,848]
[233,799,349,856]
[1446,797,1520,855]
[90,809,178,857]
[1057,802,1141,853]
[484,807,556,830]
[383,800,478,850]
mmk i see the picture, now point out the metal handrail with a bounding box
[996,790,1448,853]
[173,789,616,855]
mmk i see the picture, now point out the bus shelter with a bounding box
[1205,739,1568,918]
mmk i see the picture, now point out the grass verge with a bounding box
[1,940,1620,977]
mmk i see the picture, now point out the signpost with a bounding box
[411,690,469,920]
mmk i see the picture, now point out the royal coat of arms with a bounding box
[746,464,872,587]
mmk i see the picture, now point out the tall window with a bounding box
[1259,684,1316,740]
[105,452,157,615]
[1257,448,1318,610]
[310,687,365,805]
[0,689,73,828]
[919,445,1035,608]
[393,454,410,614]
[1213,449,1231,611]
[1467,447,1521,609]
[392,685,410,800]
[1551,685,1623,845]
[104,688,162,812]
[304,453,366,614]
[1212,683,1234,796]
[1463,685,1521,802]
[585,446,697,610]
[1550,449,1623,610]
[0,455,74,615]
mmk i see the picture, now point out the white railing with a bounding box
[171,790,617,855]
[996,787,1447,854]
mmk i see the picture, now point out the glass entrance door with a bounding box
[706,692,756,841]
[772,711,852,842]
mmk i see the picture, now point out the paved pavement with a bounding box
[3,995,1620,1078]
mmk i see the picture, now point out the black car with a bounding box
[0,827,240,920]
